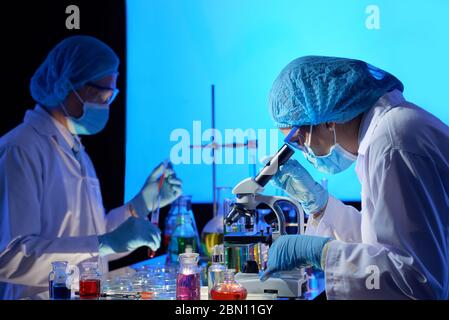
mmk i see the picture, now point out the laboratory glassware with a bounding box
[168,196,200,264]
[201,187,232,257]
[79,261,101,299]
[210,270,247,300]
[176,253,201,300]
[207,244,226,299]
[48,261,75,300]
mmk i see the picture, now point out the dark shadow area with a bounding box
[0,0,127,213]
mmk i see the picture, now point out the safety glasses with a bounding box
[284,126,307,152]
[85,82,120,104]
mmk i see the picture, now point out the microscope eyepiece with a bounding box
[254,144,294,187]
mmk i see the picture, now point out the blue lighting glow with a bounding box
[125,0,449,203]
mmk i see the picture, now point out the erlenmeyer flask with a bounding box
[167,195,201,264]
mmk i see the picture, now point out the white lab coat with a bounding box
[0,105,131,299]
[306,90,449,299]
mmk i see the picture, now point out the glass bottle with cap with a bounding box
[48,261,74,300]
[207,244,226,299]
[176,253,201,300]
[79,261,101,299]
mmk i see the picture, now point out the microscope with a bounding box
[224,144,308,298]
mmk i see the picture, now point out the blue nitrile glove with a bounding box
[260,235,331,281]
[98,217,161,256]
[271,159,328,215]
[129,161,182,219]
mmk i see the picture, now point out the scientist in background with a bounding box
[0,36,182,299]
[262,56,449,299]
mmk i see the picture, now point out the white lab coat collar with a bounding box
[48,109,83,152]
[24,105,83,153]
[357,90,405,156]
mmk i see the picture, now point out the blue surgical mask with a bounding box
[61,90,110,135]
[303,125,357,174]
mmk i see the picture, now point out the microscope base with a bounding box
[235,270,308,298]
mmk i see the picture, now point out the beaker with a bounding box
[176,253,201,300]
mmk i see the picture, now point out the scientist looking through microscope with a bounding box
[261,56,449,300]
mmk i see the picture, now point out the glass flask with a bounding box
[210,270,247,300]
[164,196,200,249]
[48,261,75,300]
[176,253,201,300]
[79,261,101,299]
[201,187,231,258]
[168,196,201,264]
[207,244,226,299]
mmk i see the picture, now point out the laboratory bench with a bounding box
[89,254,326,301]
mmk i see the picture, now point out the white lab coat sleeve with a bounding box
[324,148,448,299]
[0,146,100,287]
[305,195,362,243]
[105,205,132,233]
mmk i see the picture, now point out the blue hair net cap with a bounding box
[30,35,120,108]
[269,56,404,128]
